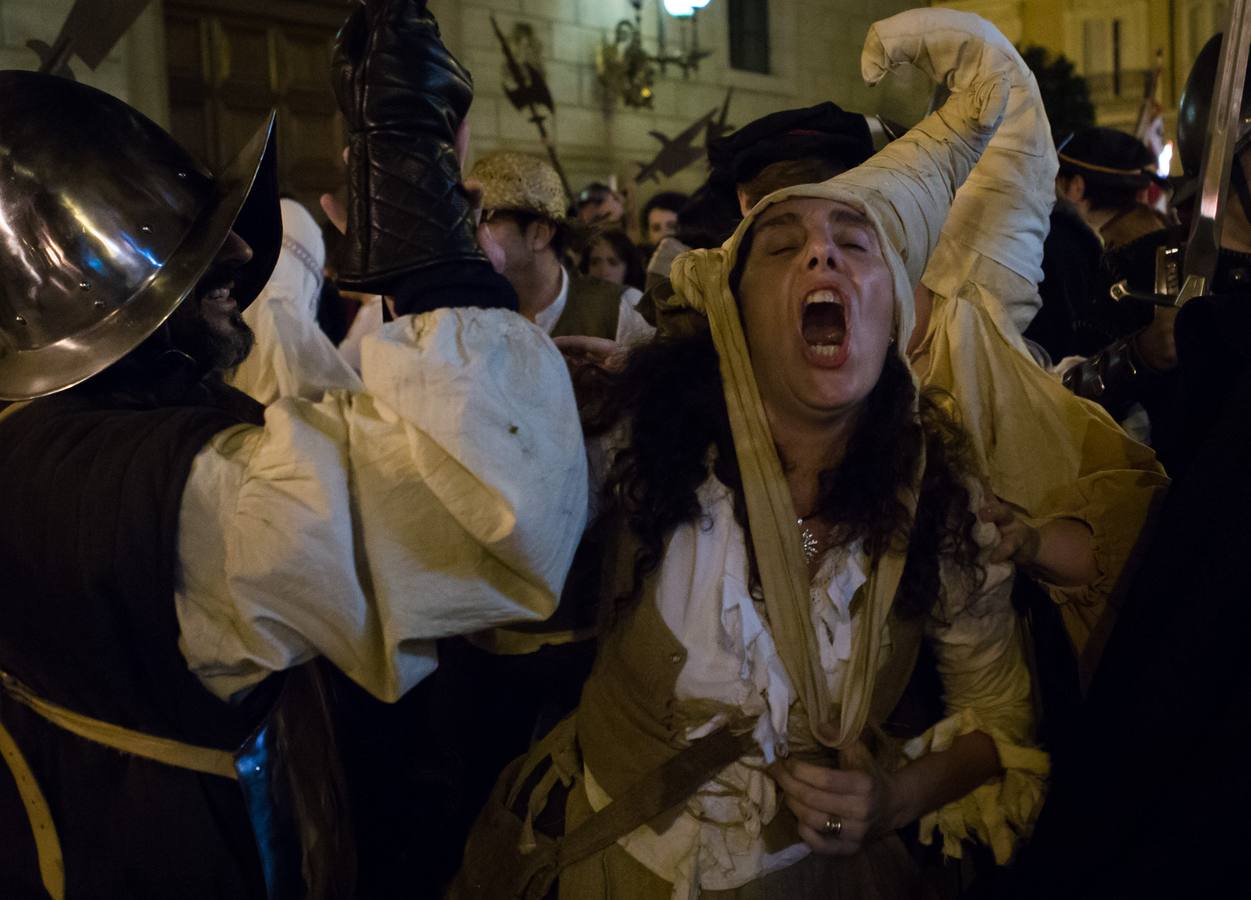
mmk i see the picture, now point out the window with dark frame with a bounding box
[728,0,771,74]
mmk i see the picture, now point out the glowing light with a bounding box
[1158,140,1174,177]
[664,0,711,16]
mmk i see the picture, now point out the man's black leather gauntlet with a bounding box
[1061,333,1156,420]
[333,0,513,312]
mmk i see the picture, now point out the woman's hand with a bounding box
[768,742,904,856]
[981,495,1098,587]
[981,495,1041,567]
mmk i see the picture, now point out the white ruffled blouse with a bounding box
[583,475,1047,898]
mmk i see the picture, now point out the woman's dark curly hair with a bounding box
[577,330,986,622]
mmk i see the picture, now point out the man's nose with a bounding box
[217,230,254,269]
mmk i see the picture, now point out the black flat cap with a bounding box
[708,101,874,185]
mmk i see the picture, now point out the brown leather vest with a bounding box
[576,525,926,844]
[551,275,622,339]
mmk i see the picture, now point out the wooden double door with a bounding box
[164,0,346,220]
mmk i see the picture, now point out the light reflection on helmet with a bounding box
[0,71,280,400]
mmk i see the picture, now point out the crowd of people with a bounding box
[0,1,1246,899]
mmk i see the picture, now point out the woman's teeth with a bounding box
[802,289,846,348]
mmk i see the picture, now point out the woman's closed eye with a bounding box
[834,228,873,253]
[760,229,805,257]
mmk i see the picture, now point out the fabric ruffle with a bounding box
[902,706,1049,864]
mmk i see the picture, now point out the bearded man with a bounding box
[0,1,585,897]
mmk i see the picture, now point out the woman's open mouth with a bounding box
[801,289,849,364]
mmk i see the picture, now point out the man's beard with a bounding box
[198,306,254,371]
[167,271,255,372]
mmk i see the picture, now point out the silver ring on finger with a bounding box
[820,815,843,837]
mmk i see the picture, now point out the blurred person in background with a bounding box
[997,32,1251,900]
[1054,127,1168,251]
[1027,128,1171,438]
[574,180,625,228]
[580,228,646,291]
[638,190,688,260]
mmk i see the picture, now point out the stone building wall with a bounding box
[934,0,1231,160]
[0,0,169,127]
[429,0,930,203]
[0,0,932,204]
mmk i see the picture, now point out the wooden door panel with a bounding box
[282,30,335,90]
[165,14,207,79]
[169,105,213,169]
[215,19,275,89]
[164,2,344,217]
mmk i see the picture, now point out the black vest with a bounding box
[0,375,279,898]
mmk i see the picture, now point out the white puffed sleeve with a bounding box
[902,488,1049,864]
[175,308,588,702]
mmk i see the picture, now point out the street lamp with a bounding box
[663,0,712,16]
[597,0,715,110]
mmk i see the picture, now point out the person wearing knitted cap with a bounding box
[452,12,1051,898]
[1056,126,1168,251]
[469,150,648,342]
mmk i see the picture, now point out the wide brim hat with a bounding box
[468,150,568,222]
[1057,126,1165,190]
[0,71,280,400]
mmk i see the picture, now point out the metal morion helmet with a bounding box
[0,71,281,400]
[1177,32,1251,181]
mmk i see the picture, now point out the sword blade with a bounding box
[1179,0,1251,305]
